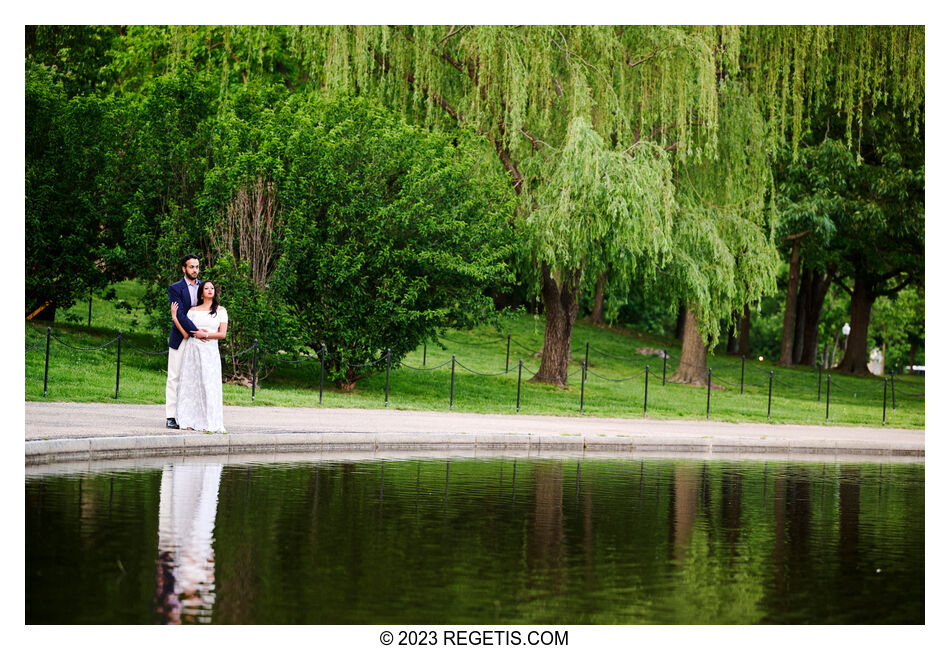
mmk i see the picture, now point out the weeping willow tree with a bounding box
[288,25,726,385]
[104,25,924,384]
[523,114,674,383]
[666,82,779,385]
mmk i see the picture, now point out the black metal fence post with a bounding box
[663,351,667,386]
[580,361,587,415]
[882,377,887,426]
[319,343,325,404]
[251,339,258,402]
[506,334,511,373]
[643,365,649,416]
[767,370,774,421]
[706,368,712,419]
[384,348,391,408]
[516,359,522,413]
[740,355,745,394]
[449,354,456,411]
[423,341,427,367]
[114,331,122,399]
[43,326,51,397]
[825,373,831,422]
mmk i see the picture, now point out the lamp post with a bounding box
[837,322,851,367]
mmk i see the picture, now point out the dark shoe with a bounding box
[166,418,180,429]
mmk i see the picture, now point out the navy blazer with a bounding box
[167,278,201,349]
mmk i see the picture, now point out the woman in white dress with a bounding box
[170,281,229,432]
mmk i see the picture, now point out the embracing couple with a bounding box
[165,254,229,433]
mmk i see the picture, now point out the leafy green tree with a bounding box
[207,253,304,383]
[869,286,924,373]
[26,63,125,320]
[666,83,778,384]
[275,25,921,385]
[25,25,120,97]
[771,136,853,367]
[772,108,924,376]
[273,96,515,386]
[27,26,925,384]
[198,82,303,380]
[116,71,218,332]
[830,110,924,375]
[522,116,673,383]
[102,26,301,96]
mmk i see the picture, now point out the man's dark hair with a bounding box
[180,254,199,269]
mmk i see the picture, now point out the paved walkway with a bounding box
[25,402,924,464]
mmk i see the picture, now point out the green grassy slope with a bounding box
[26,285,924,429]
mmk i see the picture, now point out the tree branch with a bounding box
[274,60,295,91]
[385,26,523,193]
[877,274,917,298]
[552,30,610,85]
[627,49,659,68]
[520,128,556,151]
[833,276,854,297]
[784,230,811,241]
[625,122,679,153]
[439,25,469,43]
[371,51,461,121]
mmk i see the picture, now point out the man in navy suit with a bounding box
[165,254,211,428]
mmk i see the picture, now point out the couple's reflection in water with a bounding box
[155,463,223,624]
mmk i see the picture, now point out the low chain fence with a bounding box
[26,325,923,426]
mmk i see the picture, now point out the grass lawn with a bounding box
[26,282,924,429]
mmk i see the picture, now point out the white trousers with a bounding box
[166,343,186,418]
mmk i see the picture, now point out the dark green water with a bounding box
[25,456,924,624]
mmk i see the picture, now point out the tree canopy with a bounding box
[25,25,925,381]
[272,95,515,384]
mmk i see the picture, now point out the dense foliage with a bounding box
[273,97,515,385]
[771,106,924,374]
[25,62,515,385]
[24,25,925,382]
[26,63,125,321]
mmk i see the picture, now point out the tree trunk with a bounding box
[590,271,607,326]
[674,303,686,340]
[779,239,802,366]
[836,273,875,376]
[799,266,834,367]
[738,304,751,358]
[531,262,581,386]
[726,310,740,355]
[669,308,709,385]
[792,266,810,364]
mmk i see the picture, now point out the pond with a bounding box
[25,455,923,624]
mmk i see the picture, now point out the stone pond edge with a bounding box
[24,432,925,466]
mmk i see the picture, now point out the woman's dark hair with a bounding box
[197,280,219,316]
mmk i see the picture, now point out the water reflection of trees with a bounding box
[24,458,913,624]
[25,459,924,624]
[527,462,565,582]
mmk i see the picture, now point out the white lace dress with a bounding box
[176,307,228,433]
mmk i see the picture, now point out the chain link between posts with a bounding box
[26,327,925,421]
